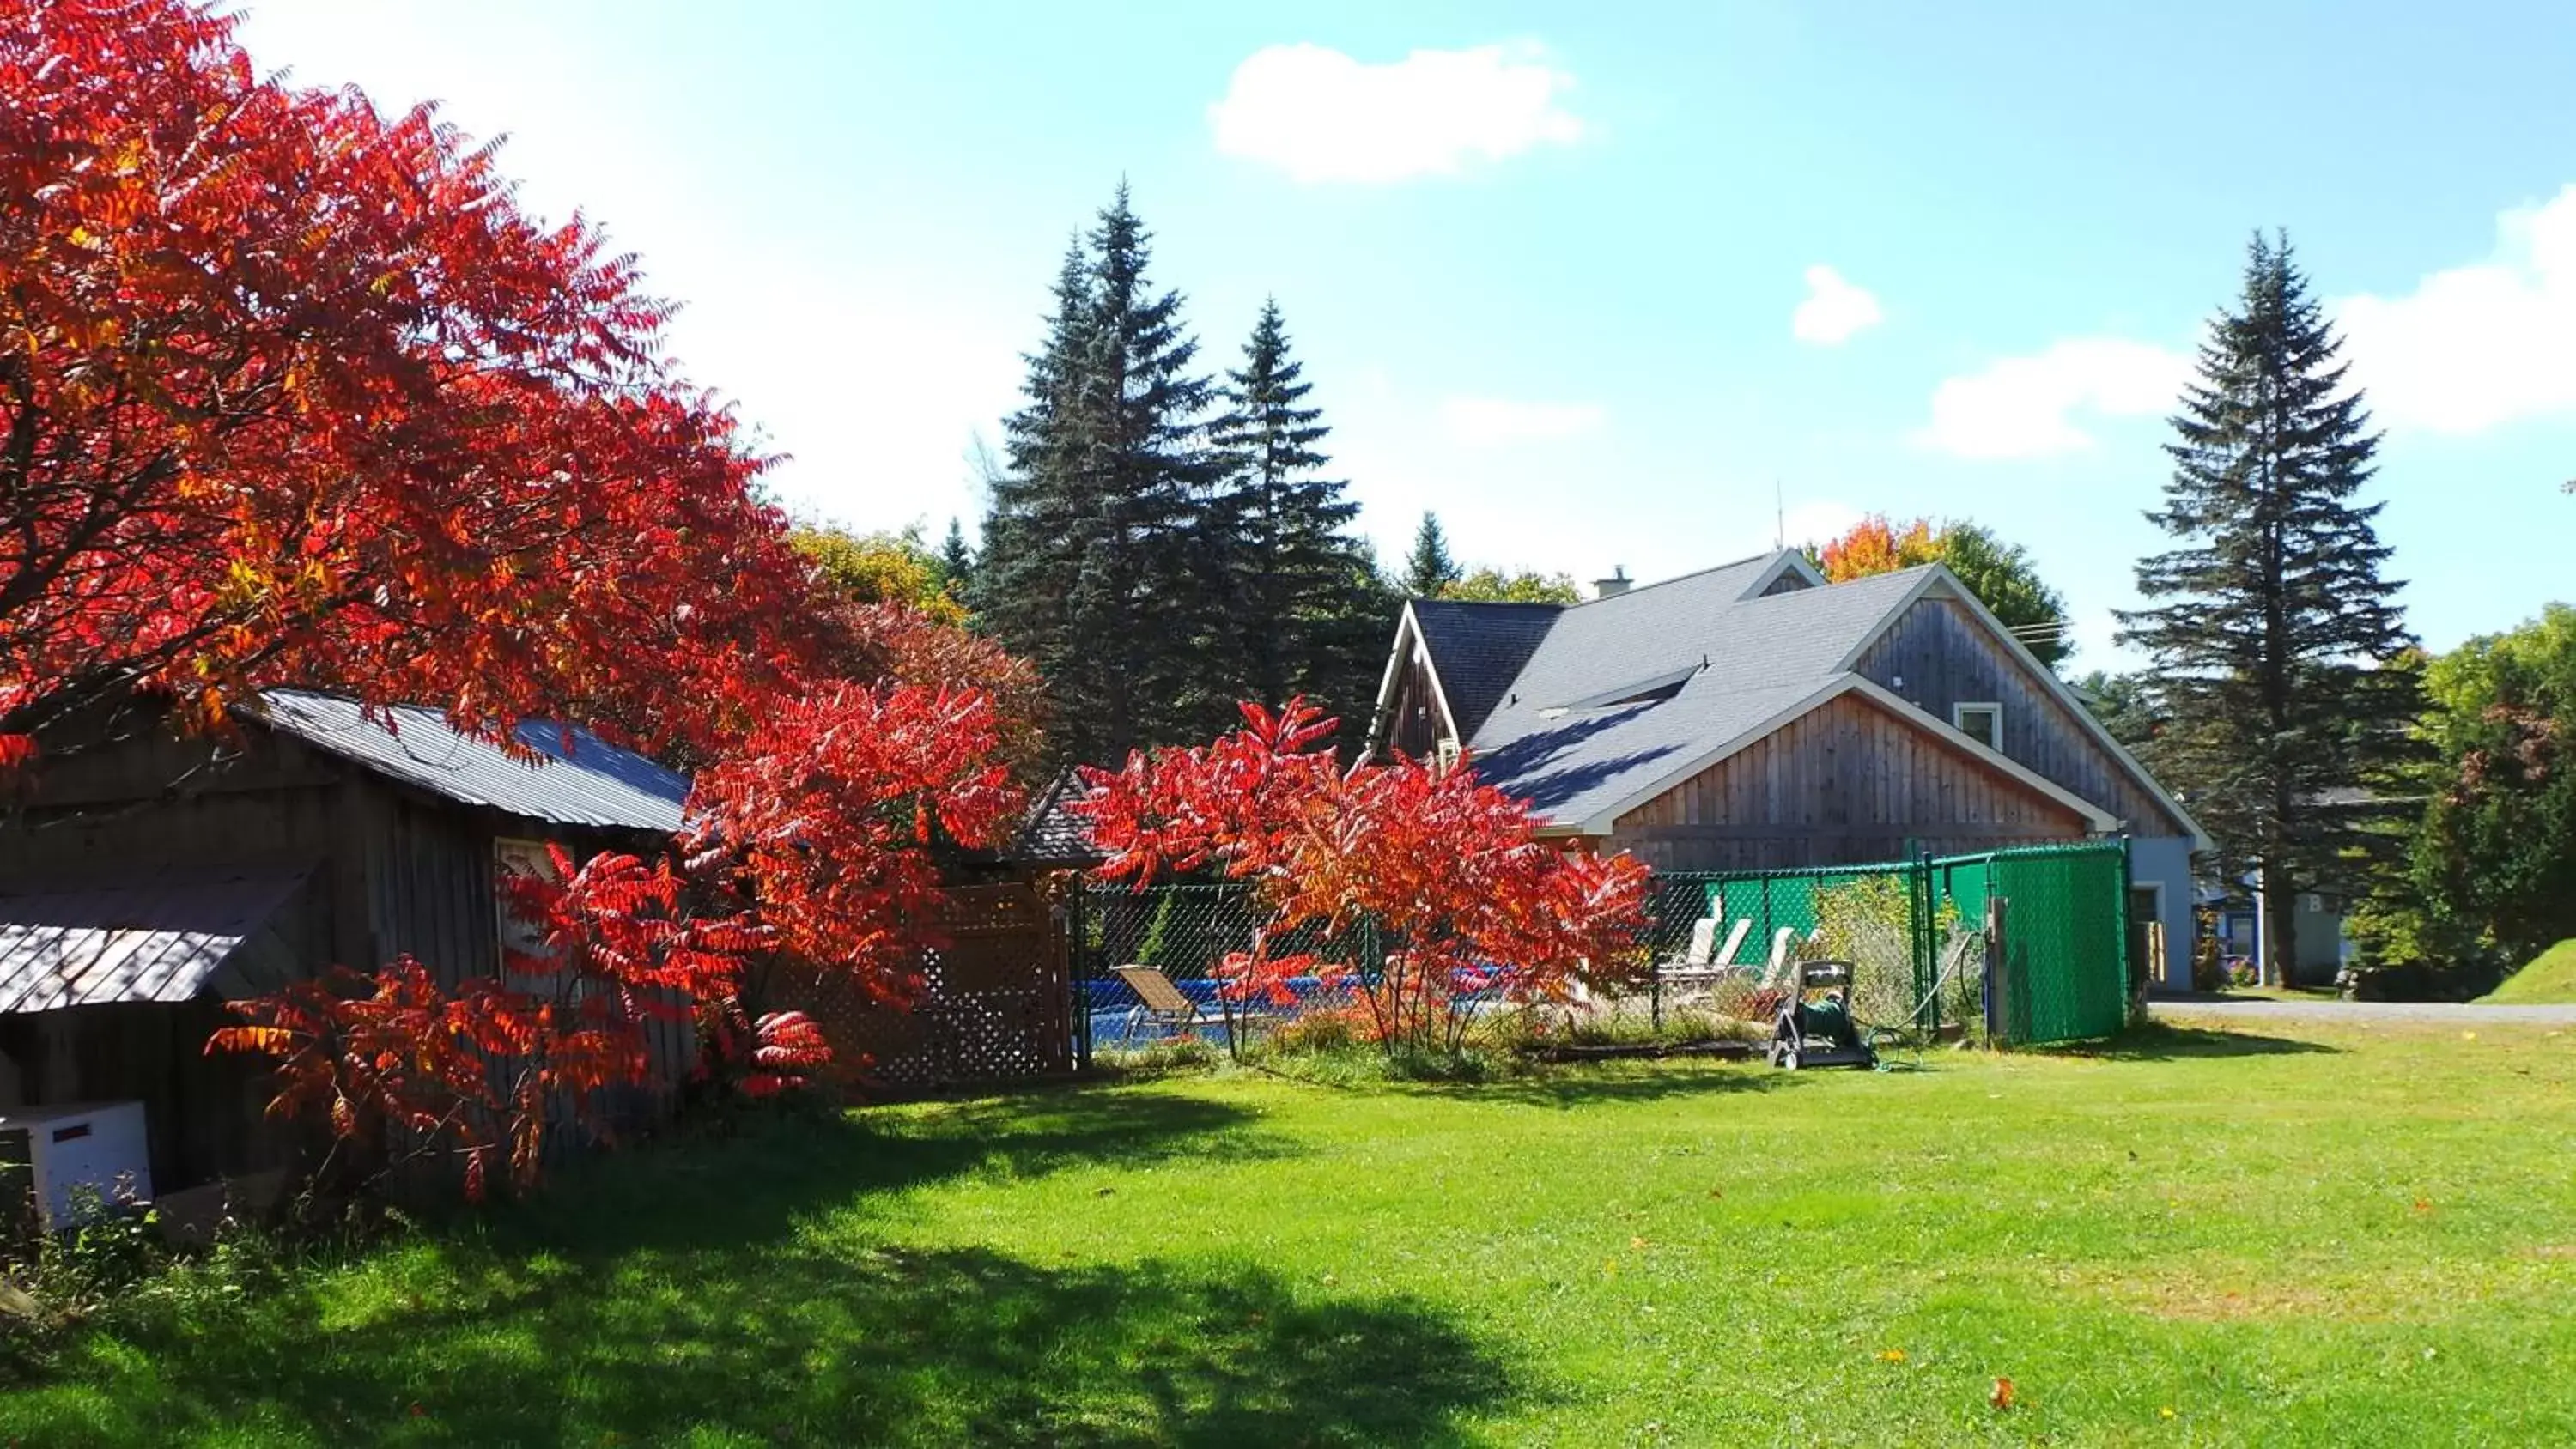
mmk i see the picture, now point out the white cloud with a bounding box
[2335,183,2576,433]
[1438,395,1606,446]
[1208,42,1585,184]
[1916,338,2191,459]
[1791,265,1882,345]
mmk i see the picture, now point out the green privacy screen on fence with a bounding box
[1680,841,2135,1046]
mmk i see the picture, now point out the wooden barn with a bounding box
[1367,550,2210,990]
[0,691,693,1197]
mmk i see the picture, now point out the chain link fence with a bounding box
[1070,840,2137,1063]
[1644,841,2135,1046]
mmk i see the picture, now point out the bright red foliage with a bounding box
[0,0,821,767]
[1078,700,1649,1056]
[214,683,1022,1197]
[684,682,1021,1002]
[0,0,1044,1196]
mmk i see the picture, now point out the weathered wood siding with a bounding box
[1604,692,2092,872]
[1382,644,1449,760]
[0,725,691,1187]
[0,728,343,882]
[1853,596,2190,836]
[343,788,696,1131]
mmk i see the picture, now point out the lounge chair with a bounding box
[1660,917,1755,998]
[1109,965,1219,1046]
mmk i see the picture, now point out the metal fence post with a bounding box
[2116,834,2140,1027]
[1069,882,1091,1071]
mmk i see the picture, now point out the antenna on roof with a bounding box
[1774,480,1785,549]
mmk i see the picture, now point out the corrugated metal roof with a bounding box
[253,690,689,832]
[0,870,307,1014]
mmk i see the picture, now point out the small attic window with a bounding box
[1953,702,2003,751]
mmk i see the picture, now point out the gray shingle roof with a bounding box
[0,869,309,1013]
[254,690,690,833]
[1406,599,1562,740]
[1426,555,1942,829]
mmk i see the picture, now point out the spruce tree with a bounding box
[2117,233,2417,985]
[981,186,1220,764]
[1403,512,1461,597]
[980,239,1098,741]
[937,517,973,597]
[1206,300,1386,721]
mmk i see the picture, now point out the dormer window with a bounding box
[1953,702,2003,751]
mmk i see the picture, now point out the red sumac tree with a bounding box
[1078,700,1649,1058]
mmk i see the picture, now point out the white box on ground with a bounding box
[0,1101,153,1229]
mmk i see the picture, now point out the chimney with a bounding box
[1593,567,1631,600]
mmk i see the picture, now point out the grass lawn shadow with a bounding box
[13,1088,1524,1446]
[1413,1060,1815,1109]
[506,1083,1305,1256]
[2046,1022,2342,1062]
[82,1242,1510,1447]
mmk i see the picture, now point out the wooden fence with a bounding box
[770,880,1075,1091]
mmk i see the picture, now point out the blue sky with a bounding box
[233,1,2576,665]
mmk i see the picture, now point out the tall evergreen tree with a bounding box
[937,517,973,597]
[978,239,1097,737]
[1205,300,1387,722]
[1402,512,1461,597]
[2117,233,2417,984]
[981,186,1221,765]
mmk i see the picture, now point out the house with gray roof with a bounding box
[1367,549,2208,989]
[0,691,695,1196]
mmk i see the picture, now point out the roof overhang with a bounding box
[1831,566,2214,851]
[1561,672,2122,839]
[0,869,310,1014]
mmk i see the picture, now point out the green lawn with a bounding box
[2482,938,2576,1003]
[8,1017,2576,1446]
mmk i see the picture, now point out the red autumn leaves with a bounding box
[216,682,1022,1200]
[0,0,816,766]
[1078,699,1649,1054]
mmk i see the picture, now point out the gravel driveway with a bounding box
[2151,995,2576,1027]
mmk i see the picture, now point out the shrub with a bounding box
[1803,876,1965,1034]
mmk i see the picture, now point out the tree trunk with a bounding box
[2260,859,2300,989]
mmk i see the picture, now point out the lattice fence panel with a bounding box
[770,881,1073,1090]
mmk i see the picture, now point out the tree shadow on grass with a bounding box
[506,1083,1307,1256]
[71,1244,1513,1447]
[1405,1059,1816,1110]
[2040,1022,2342,1062]
[14,1086,1521,1446]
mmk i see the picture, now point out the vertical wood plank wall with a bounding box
[0,728,695,1188]
[1852,597,2188,836]
[1386,646,1447,759]
[1604,691,2092,871]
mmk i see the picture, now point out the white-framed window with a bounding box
[1952,701,2003,751]
[494,836,562,977]
[1434,737,1462,773]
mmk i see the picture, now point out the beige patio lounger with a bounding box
[1109,965,1219,1045]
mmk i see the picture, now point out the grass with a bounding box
[2481,938,2576,1003]
[9,1016,2576,1446]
